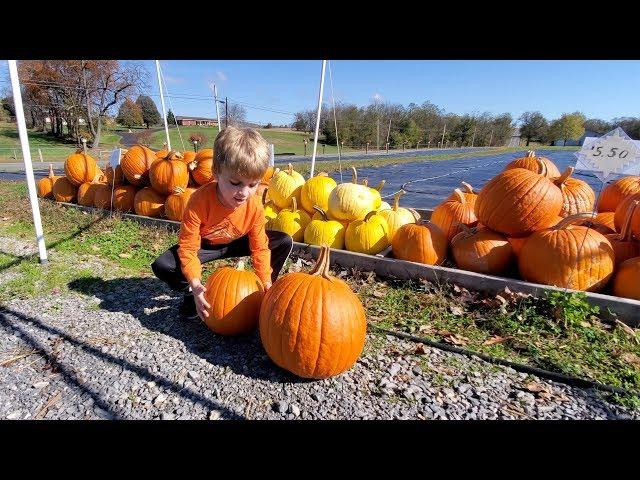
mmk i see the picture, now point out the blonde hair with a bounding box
[213,126,270,179]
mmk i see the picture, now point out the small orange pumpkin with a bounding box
[554,167,595,217]
[431,188,478,241]
[52,177,78,203]
[392,221,448,266]
[612,257,640,300]
[134,187,166,217]
[77,175,106,207]
[446,181,477,206]
[189,148,214,186]
[37,164,59,199]
[504,150,561,178]
[451,225,513,275]
[598,175,640,212]
[113,184,137,213]
[93,184,113,210]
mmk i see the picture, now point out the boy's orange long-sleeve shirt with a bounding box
[177,181,272,285]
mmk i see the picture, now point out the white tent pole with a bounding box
[155,60,171,151]
[213,83,223,133]
[309,60,327,179]
[8,60,47,264]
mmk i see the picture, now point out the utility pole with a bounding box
[376,119,380,151]
[441,124,446,148]
[225,97,229,128]
[386,117,392,145]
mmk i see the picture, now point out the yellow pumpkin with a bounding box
[300,172,337,215]
[268,163,305,209]
[261,189,280,221]
[378,201,392,211]
[327,167,377,222]
[377,189,419,243]
[304,206,346,249]
[345,210,390,255]
[266,197,311,242]
[362,178,385,209]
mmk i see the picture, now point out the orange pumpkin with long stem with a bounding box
[607,200,640,265]
[598,175,640,212]
[392,221,448,266]
[451,225,513,275]
[504,150,561,178]
[121,145,157,186]
[259,244,367,379]
[554,167,595,217]
[612,257,640,300]
[64,151,98,186]
[431,188,478,241]
[37,164,58,199]
[518,213,615,292]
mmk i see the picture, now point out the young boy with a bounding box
[151,127,293,320]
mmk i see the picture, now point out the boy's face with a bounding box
[216,169,262,208]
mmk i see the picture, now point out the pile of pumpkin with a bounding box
[263,153,640,301]
[36,145,216,221]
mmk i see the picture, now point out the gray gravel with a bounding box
[0,236,638,420]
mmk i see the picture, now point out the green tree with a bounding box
[116,98,143,128]
[518,111,548,146]
[135,95,161,128]
[584,118,611,135]
[549,112,586,146]
[166,109,176,125]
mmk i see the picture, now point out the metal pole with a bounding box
[309,59,327,179]
[269,144,275,167]
[155,60,171,151]
[225,97,228,128]
[213,83,222,133]
[8,60,47,264]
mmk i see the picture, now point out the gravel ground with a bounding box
[0,238,638,420]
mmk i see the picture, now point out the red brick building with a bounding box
[175,116,218,127]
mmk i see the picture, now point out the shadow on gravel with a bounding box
[68,276,314,387]
[0,305,246,420]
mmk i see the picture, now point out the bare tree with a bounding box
[222,102,247,127]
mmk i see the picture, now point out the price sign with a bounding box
[574,127,640,181]
[108,148,122,169]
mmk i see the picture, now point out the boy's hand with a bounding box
[190,280,211,321]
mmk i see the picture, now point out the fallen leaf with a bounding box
[620,352,640,367]
[118,253,132,259]
[449,305,464,316]
[438,331,469,346]
[414,343,427,355]
[372,289,386,298]
[614,320,638,343]
[51,287,60,295]
[483,335,511,346]
[91,245,100,251]
[418,324,434,334]
[524,381,550,394]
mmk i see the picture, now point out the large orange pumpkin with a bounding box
[121,145,157,186]
[77,175,105,207]
[431,188,478,241]
[204,260,265,336]
[93,184,113,210]
[613,192,640,240]
[259,245,367,379]
[52,177,78,203]
[134,187,166,217]
[554,167,595,217]
[37,164,59,199]
[504,150,561,178]
[189,148,214,186]
[475,163,563,237]
[518,213,615,292]
[64,151,98,186]
[113,185,137,213]
[598,176,640,212]
[612,257,640,300]
[392,221,448,266]
[149,151,189,195]
[580,211,617,235]
[607,200,640,265]
[451,226,513,275]
[165,186,196,221]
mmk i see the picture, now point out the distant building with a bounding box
[553,129,604,146]
[175,116,218,127]
[507,127,521,147]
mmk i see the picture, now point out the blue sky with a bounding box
[6,60,640,125]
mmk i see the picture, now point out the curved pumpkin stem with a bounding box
[362,179,369,187]
[172,186,185,195]
[364,211,378,222]
[452,188,466,204]
[527,150,536,158]
[393,190,406,211]
[374,179,385,192]
[312,205,328,221]
[48,164,55,179]
[236,260,245,271]
[555,167,574,186]
[554,212,597,230]
[287,163,294,176]
[351,166,358,184]
[460,181,474,194]
[408,208,421,222]
[261,188,269,206]
[536,158,548,177]
[310,245,333,280]
[620,200,639,242]
[291,197,298,212]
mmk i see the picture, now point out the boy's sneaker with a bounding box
[179,294,198,320]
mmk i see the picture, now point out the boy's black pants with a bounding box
[151,230,293,292]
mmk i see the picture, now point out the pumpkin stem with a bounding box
[452,188,466,204]
[291,197,298,211]
[374,179,386,192]
[527,150,535,158]
[261,188,268,205]
[620,200,639,242]
[408,208,421,222]
[393,190,406,211]
[48,164,54,179]
[310,244,329,276]
[362,179,369,187]
[236,260,245,271]
[364,211,377,222]
[555,167,574,186]
[536,158,548,177]
[554,212,597,230]
[287,163,293,175]
[316,171,328,177]
[460,181,474,194]
[312,205,328,221]
[172,186,185,195]
[351,166,358,184]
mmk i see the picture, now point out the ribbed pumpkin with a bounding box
[165,186,196,221]
[149,151,189,195]
[181,151,197,165]
[378,201,392,211]
[518,213,615,292]
[431,188,478,242]
[300,172,337,215]
[259,244,367,379]
[447,181,477,205]
[614,192,640,240]
[580,211,617,235]
[134,187,166,218]
[204,260,265,336]
[362,179,385,209]
[121,145,157,186]
[598,176,640,212]
[504,150,561,178]
[554,167,595,217]
[392,221,447,265]
[37,164,58,199]
[64,151,98,186]
[475,163,563,237]
[327,167,377,221]
[52,177,78,203]
[77,175,105,207]
[155,143,168,159]
[261,189,280,221]
[305,206,346,249]
[268,163,305,209]
[377,190,418,243]
[612,257,640,300]
[607,200,640,265]
[451,225,513,275]
[345,211,390,255]
[93,184,112,209]
[112,184,137,213]
[189,148,214,186]
[266,197,310,241]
